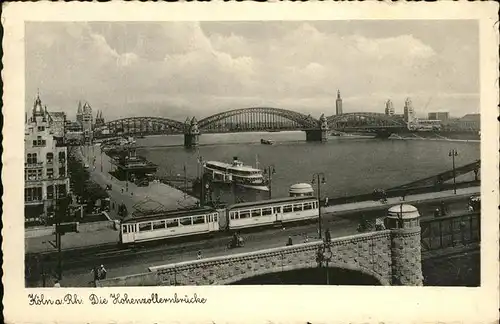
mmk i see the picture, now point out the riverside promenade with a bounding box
[25,185,478,254]
[80,144,198,217]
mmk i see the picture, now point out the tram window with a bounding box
[179,217,192,226]
[273,207,281,214]
[122,225,128,233]
[251,209,261,217]
[230,212,237,220]
[128,225,136,232]
[262,208,272,216]
[303,203,312,210]
[283,205,292,213]
[193,216,205,225]
[153,220,165,230]
[167,219,179,228]
[139,222,152,232]
[293,204,303,212]
[213,214,218,222]
[240,211,250,219]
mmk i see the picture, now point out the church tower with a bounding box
[335,90,343,115]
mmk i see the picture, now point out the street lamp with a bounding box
[316,234,333,285]
[449,149,458,194]
[263,165,276,199]
[312,172,326,239]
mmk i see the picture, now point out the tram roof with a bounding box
[121,206,217,223]
[228,196,317,209]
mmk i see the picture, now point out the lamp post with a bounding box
[449,149,458,194]
[316,234,333,285]
[312,172,326,239]
[264,165,276,199]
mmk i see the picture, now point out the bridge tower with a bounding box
[305,113,329,143]
[184,117,200,148]
[386,204,423,286]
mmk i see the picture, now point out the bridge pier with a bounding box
[305,113,329,143]
[184,117,200,148]
[386,204,423,286]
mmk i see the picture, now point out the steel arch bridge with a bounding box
[327,112,407,131]
[97,117,185,136]
[198,107,320,133]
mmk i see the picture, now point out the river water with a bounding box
[136,131,480,204]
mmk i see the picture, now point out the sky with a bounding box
[25,20,479,121]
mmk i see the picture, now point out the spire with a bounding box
[337,90,341,99]
[33,91,44,117]
[77,101,82,114]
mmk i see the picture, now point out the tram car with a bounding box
[119,196,319,244]
[226,196,319,230]
[120,207,220,244]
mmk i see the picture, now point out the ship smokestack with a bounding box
[233,156,238,161]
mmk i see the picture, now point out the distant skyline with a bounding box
[26,21,479,121]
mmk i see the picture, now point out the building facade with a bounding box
[335,90,343,115]
[428,112,449,121]
[385,100,395,116]
[47,111,66,142]
[25,94,70,225]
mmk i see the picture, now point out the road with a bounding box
[27,197,471,288]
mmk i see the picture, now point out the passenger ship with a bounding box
[203,157,269,191]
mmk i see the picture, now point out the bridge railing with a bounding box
[420,212,480,252]
[326,180,479,206]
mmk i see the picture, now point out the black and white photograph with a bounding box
[2,2,498,323]
[22,19,485,288]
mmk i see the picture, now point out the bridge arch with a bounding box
[327,112,407,130]
[99,117,185,136]
[198,107,320,133]
[221,261,389,286]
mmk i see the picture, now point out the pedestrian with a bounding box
[53,280,61,288]
[99,264,107,280]
[468,204,474,212]
[91,266,99,282]
[434,208,440,218]
[287,236,293,246]
[197,251,202,259]
[325,228,331,243]
[324,197,329,207]
[304,235,309,243]
[401,191,406,201]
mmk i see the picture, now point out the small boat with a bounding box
[260,139,274,145]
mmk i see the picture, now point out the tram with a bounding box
[119,196,319,244]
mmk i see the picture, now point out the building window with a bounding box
[58,151,66,162]
[47,168,54,179]
[27,153,38,164]
[47,185,54,199]
[26,169,42,181]
[25,187,42,202]
[58,167,66,178]
[57,184,67,198]
[38,126,45,131]
[33,136,46,147]
[46,153,53,164]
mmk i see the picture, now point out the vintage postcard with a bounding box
[2,1,499,323]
